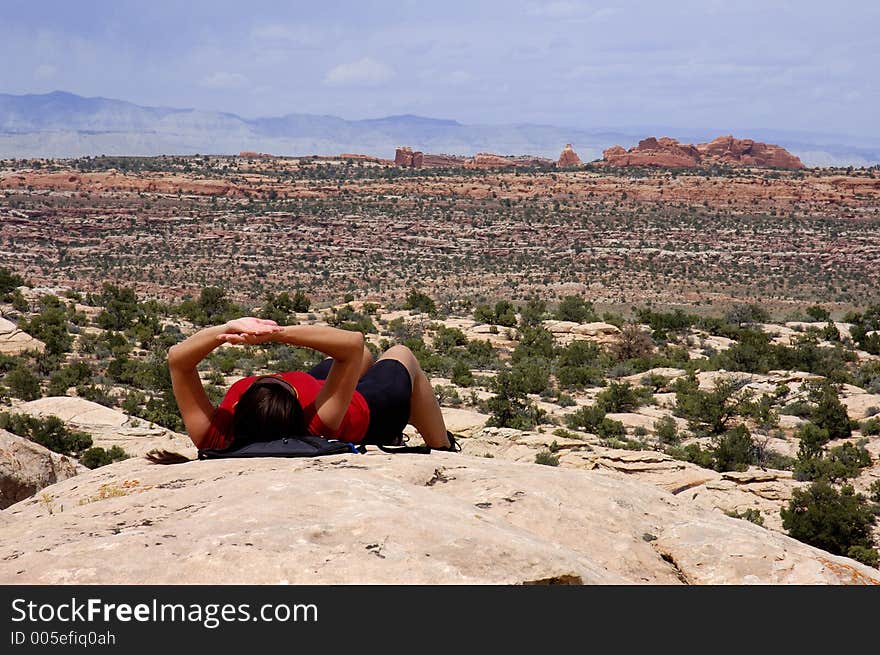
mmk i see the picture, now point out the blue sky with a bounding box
[1,0,877,135]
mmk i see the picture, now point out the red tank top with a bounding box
[201,371,370,450]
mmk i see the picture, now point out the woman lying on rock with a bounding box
[166,317,459,454]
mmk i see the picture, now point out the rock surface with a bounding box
[16,397,196,458]
[0,429,83,509]
[603,135,804,170]
[0,316,45,355]
[2,452,877,584]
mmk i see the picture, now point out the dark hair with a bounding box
[232,377,306,446]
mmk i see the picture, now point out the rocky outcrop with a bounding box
[0,316,45,355]
[603,135,804,170]
[16,397,195,458]
[466,153,519,169]
[2,452,877,584]
[394,146,423,167]
[696,136,805,169]
[0,429,83,509]
[238,151,274,158]
[557,143,582,167]
[394,147,554,170]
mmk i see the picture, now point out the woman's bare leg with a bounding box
[377,345,450,448]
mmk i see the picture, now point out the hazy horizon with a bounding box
[2,0,877,139]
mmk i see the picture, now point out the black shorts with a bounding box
[307,358,413,445]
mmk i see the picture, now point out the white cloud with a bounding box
[34,63,57,79]
[324,58,394,86]
[199,71,249,89]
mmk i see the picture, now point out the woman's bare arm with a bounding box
[168,317,281,447]
[265,325,365,433]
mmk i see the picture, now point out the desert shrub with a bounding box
[667,424,756,472]
[0,354,25,374]
[596,417,626,439]
[779,400,812,418]
[485,370,545,430]
[554,393,575,407]
[463,339,497,368]
[555,340,603,389]
[846,306,880,352]
[667,442,715,469]
[809,382,852,439]
[738,393,779,430]
[712,425,758,472]
[5,366,41,401]
[654,415,679,445]
[518,297,547,328]
[822,441,872,479]
[781,481,878,567]
[176,287,243,326]
[96,283,139,331]
[0,266,26,295]
[260,291,300,325]
[79,445,129,469]
[796,422,830,461]
[716,329,776,373]
[18,298,73,355]
[641,372,671,392]
[565,404,606,433]
[855,361,880,394]
[596,381,647,413]
[869,480,880,503]
[432,326,468,354]
[0,412,92,455]
[861,418,880,436]
[403,288,437,316]
[636,308,695,336]
[512,326,554,361]
[805,305,831,322]
[75,383,115,407]
[327,305,377,334]
[725,508,765,526]
[122,390,147,415]
[47,361,94,396]
[609,324,654,361]
[135,390,185,432]
[535,450,559,466]
[674,377,743,436]
[724,303,770,325]
[555,295,596,323]
[510,358,551,395]
[450,361,475,387]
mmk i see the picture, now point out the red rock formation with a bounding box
[557,143,582,167]
[394,146,418,167]
[466,153,517,169]
[510,155,555,168]
[421,153,463,167]
[603,135,804,169]
[395,146,552,170]
[239,151,274,159]
[696,135,804,169]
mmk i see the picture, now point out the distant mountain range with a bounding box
[1,91,877,167]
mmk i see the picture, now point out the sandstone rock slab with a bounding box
[1,452,876,584]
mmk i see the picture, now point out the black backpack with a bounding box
[198,435,359,460]
[197,431,461,460]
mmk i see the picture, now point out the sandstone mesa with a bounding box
[603,135,805,170]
